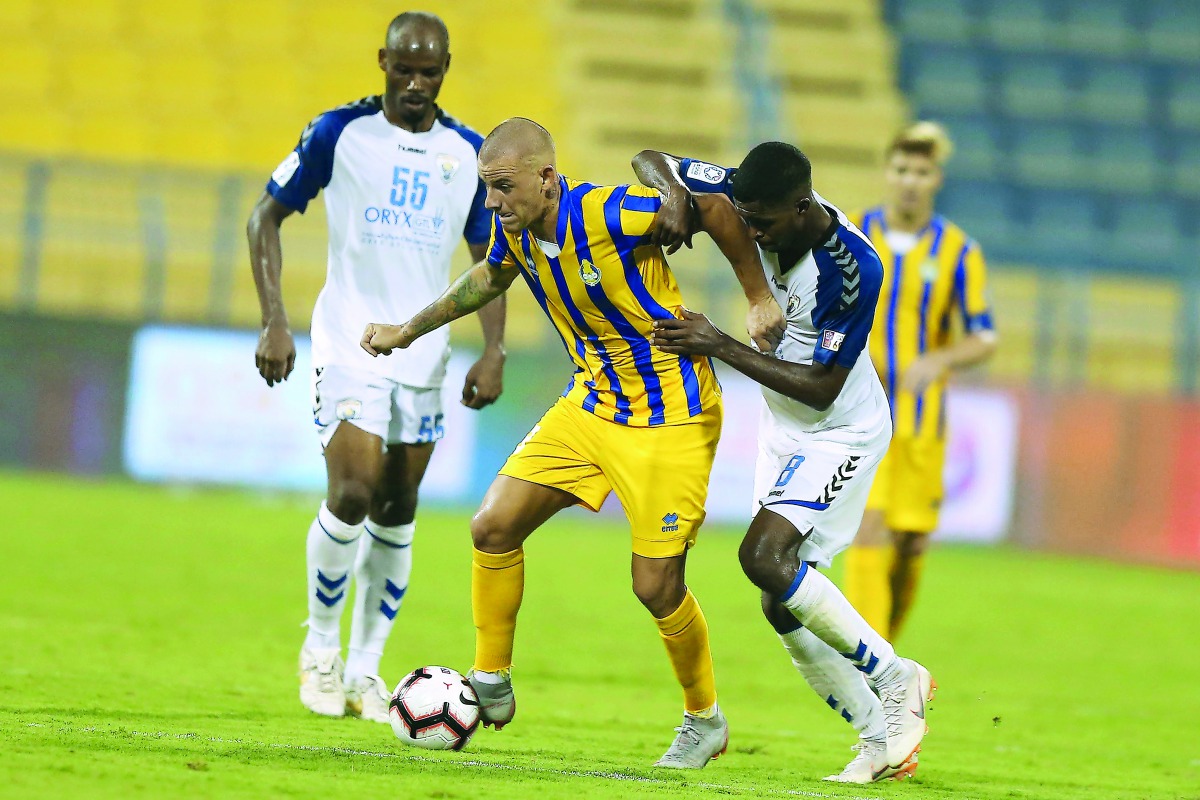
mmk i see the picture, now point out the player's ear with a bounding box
[795,196,811,216]
[378,48,387,71]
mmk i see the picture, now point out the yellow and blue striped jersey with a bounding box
[486,177,721,427]
[853,208,994,439]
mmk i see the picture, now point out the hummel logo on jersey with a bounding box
[398,145,427,155]
[661,512,680,533]
[821,329,845,351]
[822,232,862,311]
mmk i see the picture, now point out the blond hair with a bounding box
[888,121,954,165]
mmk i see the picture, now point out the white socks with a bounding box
[304,502,363,651]
[778,625,885,741]
[779,562,905,689]
[345,520,415,687]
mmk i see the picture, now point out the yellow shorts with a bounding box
[865,436,946,534]
[500,397,722,558]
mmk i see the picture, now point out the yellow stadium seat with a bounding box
[42,0,128,47]
[63,51,144,115]
[0,0,40,44]
[129,0,217,53]
[0,108,71,158]
[209,0,297,57]
[0,44,52,108]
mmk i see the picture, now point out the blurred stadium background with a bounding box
[2,0,1198,570]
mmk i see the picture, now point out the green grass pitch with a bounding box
[2,472,1198,799]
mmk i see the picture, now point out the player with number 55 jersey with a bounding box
[246,12,506,728]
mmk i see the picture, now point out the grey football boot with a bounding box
[466,669,516,730]
[653,706,729,768]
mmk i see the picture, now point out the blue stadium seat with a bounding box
[1145,0,1200,62]
[905,46,990,114]
[1061,2,1138,57]
[942,116,1002,179]
[998,57,1074,120]
[937,180,1018,253]
[1010,123,1087,188]
[1168,69,1200,131]
[1024,190,1105,265]
[1077,62,1151,126]
[978,0,1057,51]
[1088,128,1161,194]
[1172,136,1200,198]
[1108,198,1186,274]
[894,0,975,43]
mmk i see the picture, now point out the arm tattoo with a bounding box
[406,264,511,339]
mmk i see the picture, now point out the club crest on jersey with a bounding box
[579,260,602,286]
[786,294,800,316]
[920,260,939,282]
[821,329,846,352]
[436,154,460,183]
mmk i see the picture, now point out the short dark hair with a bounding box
[732,141,812,206]
[386,11,450,51]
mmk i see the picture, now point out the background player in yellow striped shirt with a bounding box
[361,118,784,768]
[845,122,998,639]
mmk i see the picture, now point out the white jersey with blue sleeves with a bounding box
[268,97,490,387]
[679,158,891,447]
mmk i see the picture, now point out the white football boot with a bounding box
[653,706,729,769]
[345,674,391,723]
[876,658,935,770]
[823,738,918,783]
[299,646,346,717]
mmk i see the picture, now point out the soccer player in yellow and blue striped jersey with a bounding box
[844,122,998,639]
[361,118,783,767]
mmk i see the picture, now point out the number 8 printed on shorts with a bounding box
[775,455,805,487]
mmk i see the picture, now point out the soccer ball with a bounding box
[388,666,480,750]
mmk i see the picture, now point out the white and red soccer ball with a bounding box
[388,666,480,750]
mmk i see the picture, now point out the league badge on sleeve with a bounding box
[272,151,301,186]
[685,160,727,186]
[436,154,461,183]
[821,329,845,352]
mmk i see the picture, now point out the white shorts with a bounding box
[312,366,444,449]
[753,437,887,568]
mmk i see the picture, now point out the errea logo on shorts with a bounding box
[661,512,680,533]
[821,329,846,352]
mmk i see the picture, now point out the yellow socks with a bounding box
[471,547,524,673]
[889,551,926,640]
[654,589,717,714]
[843,544,892,636]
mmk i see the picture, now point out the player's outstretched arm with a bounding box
[652,310,849,412]
[902,330,997,394]
[361,260,520,357]
[692,194,785,352]
[247,193,298,387]
[462,241,507,409]
[631,150,696,255]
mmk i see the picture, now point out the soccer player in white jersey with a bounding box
[246,12,506,723]
[634,143,934,783]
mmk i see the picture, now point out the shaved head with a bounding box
[385,11,449,55]
[479,118,561,237]
[480,118,556,169]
